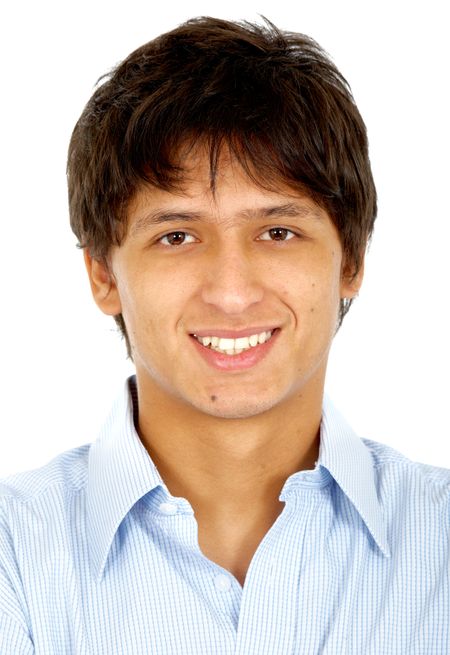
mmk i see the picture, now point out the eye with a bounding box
[158,231,196,246]
[258,227,296,241]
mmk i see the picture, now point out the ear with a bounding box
[83,249,122,316]
[340,254,365,301]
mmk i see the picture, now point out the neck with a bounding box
[134,373,323,518]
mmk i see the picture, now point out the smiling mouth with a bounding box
[191,329,276,356]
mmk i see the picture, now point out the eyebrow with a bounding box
[130,202,322,236]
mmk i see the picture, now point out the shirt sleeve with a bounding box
[0,613,34,654]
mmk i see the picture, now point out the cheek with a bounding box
[313,269,342,332]
[280,253,339,301]
[119,265,193,337]
[295,256,342,325]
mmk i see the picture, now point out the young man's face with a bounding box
[85,149,362,419]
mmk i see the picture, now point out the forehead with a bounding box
[126,146,327,236]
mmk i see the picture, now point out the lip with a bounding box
[191,326,278,339]
[189,328,280,371]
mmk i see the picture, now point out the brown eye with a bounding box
[159,231,195,246]
[259,227,295,241]
[167,232,186,245]
[269,228,289,240]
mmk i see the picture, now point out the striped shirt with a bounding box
[1,375,449,654]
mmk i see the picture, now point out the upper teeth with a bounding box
[194,330,274,354]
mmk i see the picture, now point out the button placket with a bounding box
[235,492,321,655]
[214,573,232,592]
[266,559,276,586]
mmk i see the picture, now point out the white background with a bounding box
[0,0,449,477]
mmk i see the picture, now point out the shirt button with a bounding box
[214,573,232,592]
[159,502,178,515]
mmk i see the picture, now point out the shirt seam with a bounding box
[370,459,450,491]
[0,478,87,507]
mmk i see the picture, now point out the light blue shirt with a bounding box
[1,376,449,654]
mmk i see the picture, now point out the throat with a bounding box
[195,500,285,586]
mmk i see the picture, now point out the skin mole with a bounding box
[210,395,217,402]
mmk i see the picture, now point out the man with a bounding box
[0,16,448,654]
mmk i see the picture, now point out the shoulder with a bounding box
[362,437,450,519]
[363,437,450,485]
[0,444,91,510]
[0,446,90,642]
[0,445,91,592]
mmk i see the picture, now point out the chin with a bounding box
[192,394,283,420]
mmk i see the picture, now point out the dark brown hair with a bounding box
[68,16,377,360]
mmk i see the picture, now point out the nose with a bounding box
[200,242,265,315]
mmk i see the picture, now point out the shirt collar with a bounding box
[86,376,165,582]
[87,378,390,582]
[317,395,391,558]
